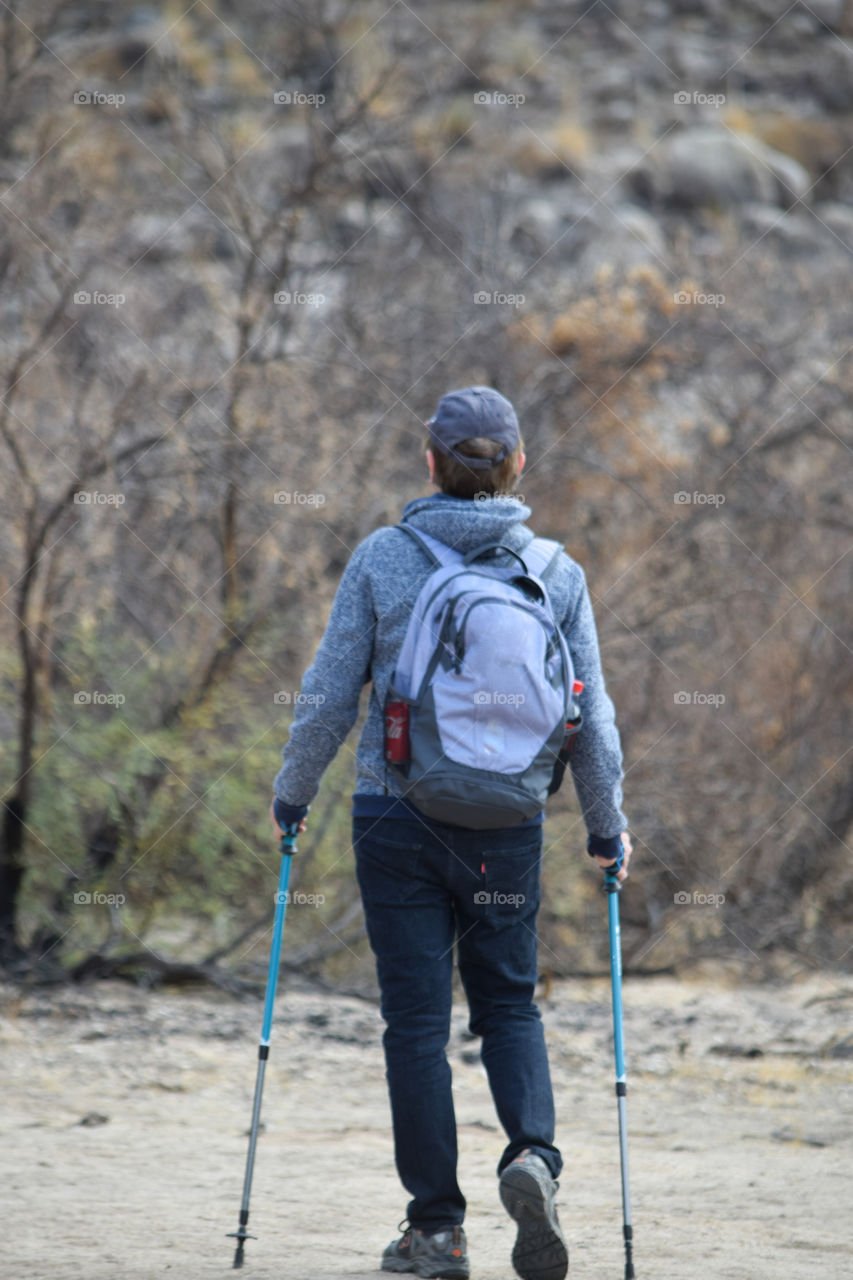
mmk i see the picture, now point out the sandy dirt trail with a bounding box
[3,969,852,1280]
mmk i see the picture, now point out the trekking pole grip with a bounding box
[279,822,300,855]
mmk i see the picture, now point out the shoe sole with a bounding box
[381,1261,469,1279]
[500,1164,569,1280]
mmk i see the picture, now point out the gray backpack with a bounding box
[384,526,580,829]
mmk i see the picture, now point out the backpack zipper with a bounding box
[454,596,572,714]
[414,591,570,709]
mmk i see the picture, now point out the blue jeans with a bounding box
[353,814,561,1232]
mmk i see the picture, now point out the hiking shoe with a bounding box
[499,1151,568,1280]
[381,1224,469,1278]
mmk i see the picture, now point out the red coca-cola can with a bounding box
[384,699,411,763]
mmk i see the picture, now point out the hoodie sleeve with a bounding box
[562,566,628,839]
[273,539,375,807]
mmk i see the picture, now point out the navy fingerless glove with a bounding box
[273,797,309,828]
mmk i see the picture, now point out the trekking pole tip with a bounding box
[227,1227,255,1269]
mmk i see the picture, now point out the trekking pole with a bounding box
[227,822,299,1269]
[604,866,635,1279]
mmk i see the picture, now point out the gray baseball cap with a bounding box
[427,386,520,470]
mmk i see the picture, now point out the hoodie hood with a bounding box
[399,493,535,556]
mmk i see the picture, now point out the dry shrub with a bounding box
[509,121,590,179]
[512,264,684,439]
[724,106,851,180]
[544,264,677,358]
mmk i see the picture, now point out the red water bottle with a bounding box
[563,679,584,750]
[548,680,583,796]
[384,698,411,763]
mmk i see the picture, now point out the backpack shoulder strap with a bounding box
[398,525,564,581]
[522,537,564,584]
[395,524,463,569]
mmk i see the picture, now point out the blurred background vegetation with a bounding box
[1,0,852,992]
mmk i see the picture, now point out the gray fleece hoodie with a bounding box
[273,493,627,842]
